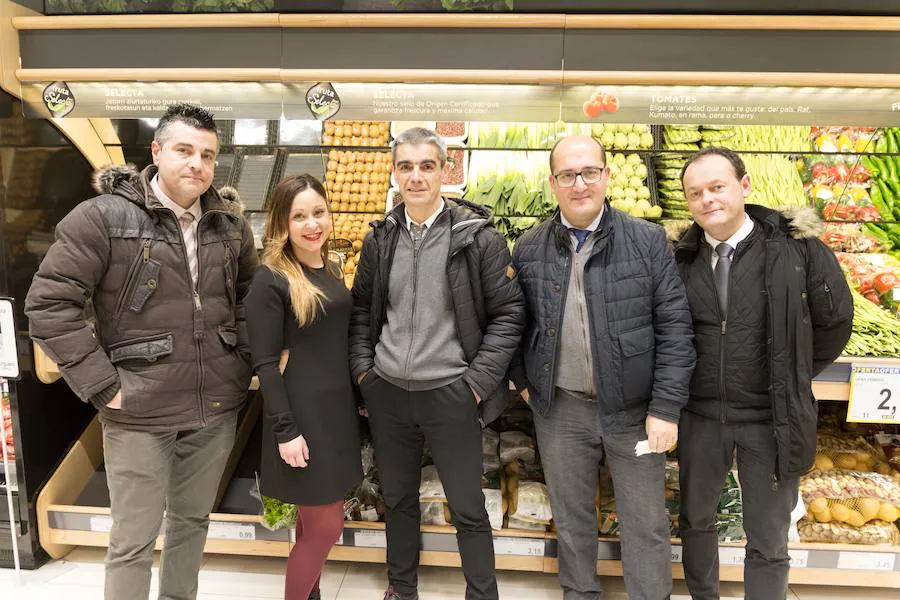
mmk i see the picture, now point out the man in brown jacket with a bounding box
[25,103,257,600]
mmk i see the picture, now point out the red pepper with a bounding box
[859,276,874,294]
[857,206,882,222]
[823,203,839,220]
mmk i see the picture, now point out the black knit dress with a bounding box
[246,264,362,505]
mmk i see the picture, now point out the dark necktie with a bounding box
[714,242,734,317]
[410,222,427,251]
[569,228,591,253]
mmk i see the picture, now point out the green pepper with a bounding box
[870,185,892,219]
[862,155,881,179]
[864,223,891,242]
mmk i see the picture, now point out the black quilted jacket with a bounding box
[674,204,853,480]
[349,198,525,426]
[509,206,696,432]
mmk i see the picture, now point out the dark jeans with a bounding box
[534,388,672,600]
[361,374,498,600]
[678,411,800,600]
[102,413,237,600]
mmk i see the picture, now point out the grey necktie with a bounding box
[410,222,427,251]
[714,242,733,317]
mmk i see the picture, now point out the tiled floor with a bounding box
[0,547,896,599]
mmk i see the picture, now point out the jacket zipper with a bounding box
[114,239,152,323]
[824,282,834,312]
[181,211,205,425]
[548,252,573,405]
[404,229,421,380]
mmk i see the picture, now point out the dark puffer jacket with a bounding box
[349,198,525,426]
[25,165,258,431]
[509,206,696,432]
[674,204,853,480]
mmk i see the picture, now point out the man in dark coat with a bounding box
[674,146,853,600]
[350,127,525,600]
[26,104,257,600]
[510,136,696,600]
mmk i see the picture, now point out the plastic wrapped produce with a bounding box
[421,502,450,526]
[484,489,504,531]
[499,430,536,465]
[798,518,900,545]
[419,465,447,502]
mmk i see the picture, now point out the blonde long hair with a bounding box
[262,174,339,327]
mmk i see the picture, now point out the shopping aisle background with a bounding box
[0,547,895,600]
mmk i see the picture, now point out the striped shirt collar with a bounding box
[151,175,202,222]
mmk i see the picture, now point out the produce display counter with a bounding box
[34,359,900,587]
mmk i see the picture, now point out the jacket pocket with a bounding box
[114,240,151,320]
[217,325,238,349]
[128,258,162,312]
[109,332,174,363]
[618,325,655,403]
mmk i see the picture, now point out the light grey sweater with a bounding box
[373,210,468,391]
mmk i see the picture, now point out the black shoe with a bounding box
[383,585,418,600]
[308,591,321,600]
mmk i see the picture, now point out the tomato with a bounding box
[833,204,855,221]
[865,291,883,306]
[857,206,882,222]
[829,163,851,183]
[811,162,830,181]
[582,101,602,118]
[850,164,871,183]
[873,272,900,295]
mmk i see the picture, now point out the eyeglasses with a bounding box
[553,167,606,188]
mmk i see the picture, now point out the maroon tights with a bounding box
[285,500,345,600]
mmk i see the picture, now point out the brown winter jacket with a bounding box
[25,165,258,431]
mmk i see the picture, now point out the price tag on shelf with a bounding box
[788,549,809,569]
[847,364,900,424]
[354,529,387,548]
[670,546,684,564]
[494,537,544,557]
[718,547,745,566]
[208,521,256,541]
[837,551,896,571]
[89,515,113,533]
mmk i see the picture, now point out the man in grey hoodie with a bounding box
[350,128,525,600]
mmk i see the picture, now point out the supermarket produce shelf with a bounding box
[40,506,900,586]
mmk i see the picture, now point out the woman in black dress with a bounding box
[246,174,362,600]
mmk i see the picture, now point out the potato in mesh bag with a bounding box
[797,518,900,545]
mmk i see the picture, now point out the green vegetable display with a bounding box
[844,290,900,357]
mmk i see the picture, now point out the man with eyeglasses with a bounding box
[509,136,695,600]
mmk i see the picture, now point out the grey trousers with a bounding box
[534,389,672,600]
[102,413,237,600]
[678,411,800,600]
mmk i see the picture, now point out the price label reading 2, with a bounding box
[848,365,900,424]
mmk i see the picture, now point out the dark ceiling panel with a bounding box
[282,28,565,71]
[564,29,900,74]
[20,29,281,69]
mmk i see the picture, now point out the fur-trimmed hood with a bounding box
[91,164,244,216]
[669,204,823,249]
